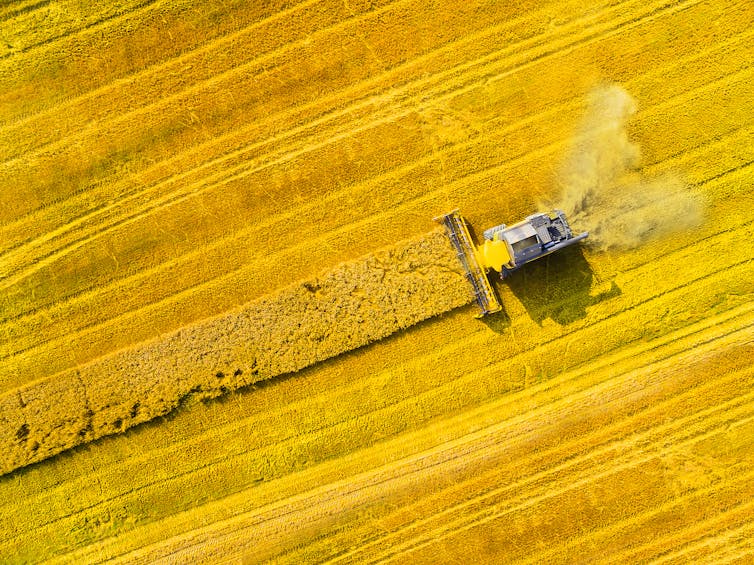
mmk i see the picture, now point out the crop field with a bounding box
[1,0,753,562]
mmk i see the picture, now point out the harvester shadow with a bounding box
[478,307,511,333]
[502,246,621,326]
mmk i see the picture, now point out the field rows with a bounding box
[1,18,751,323]
[49,306,754,563]
[0,0,707,286]
[0,0,304,120]
[342,383,754,563]
[279,320,754,563]
[1,168,751,550]
[0,0,157,59]
[1,20,751,390]
[0,0,513,218]
[0,1,51,24]
[2,0,748,278]
[2,290,751,546]
[1,0,752,560]
[0,129,749,409]
[4,100,748,347]
[1,173,751,475]
[1,215,751,556]
[3,294,749,543]
[0,0,740,256]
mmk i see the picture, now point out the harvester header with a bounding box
[435,209,588,317]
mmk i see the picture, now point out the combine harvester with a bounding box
[435,210,588,316]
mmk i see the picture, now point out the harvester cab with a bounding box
[435,209,588,317]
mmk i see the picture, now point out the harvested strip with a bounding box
[0,229,471,475]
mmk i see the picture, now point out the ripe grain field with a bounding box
[1,0,753,562]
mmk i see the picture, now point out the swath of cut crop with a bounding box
[0,229,472,476]
[548,83,705,250]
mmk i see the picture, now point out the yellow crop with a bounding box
[0,0,752,561]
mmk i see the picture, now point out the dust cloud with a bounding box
[549,84,703,250]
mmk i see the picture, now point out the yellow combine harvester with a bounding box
[435,210,588,316]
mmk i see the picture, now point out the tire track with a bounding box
[366,407,754,564]
[521,478,754,564]
[0,0,410,224]
[66,318,752,564]
[94,324,754,564]
[684,525,754,565]
[538,494,754,565]
[0,0,350,153]
[0,0,407,165]
[0,0,314,128]
[4,300,730,548]
[511,396,754,563]
[0,0,744,282]
[612,501,754,563]
[0,0,159,58]
[0,0,552,260]
[179,471,754,564]
[323,361,754,563]
[371,445,754,564]
[0,0,51,23]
